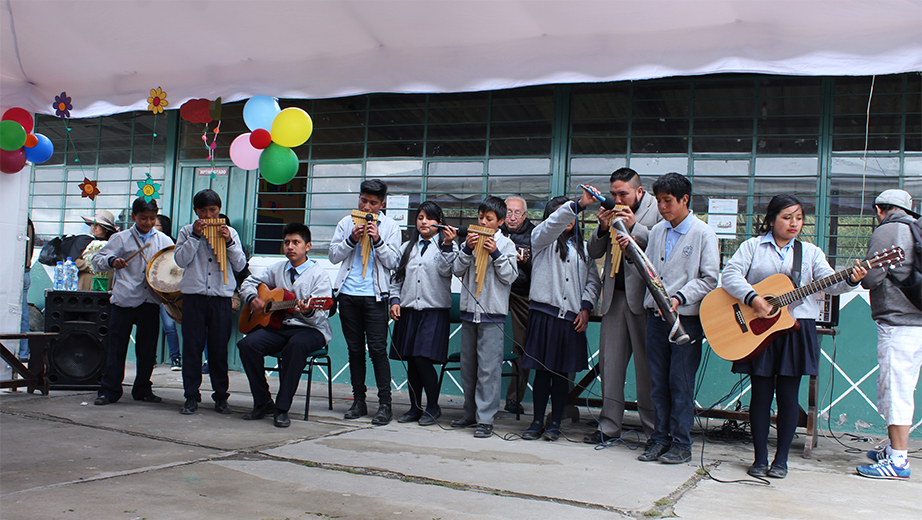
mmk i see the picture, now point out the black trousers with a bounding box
[181,294,231,402]
[98,303,160,401]
[338,294,391,404]
[237,325,326,413]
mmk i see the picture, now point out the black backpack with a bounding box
[886,216,922,310]
[37,234,94,266]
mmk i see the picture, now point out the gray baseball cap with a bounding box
[874,189,919,218]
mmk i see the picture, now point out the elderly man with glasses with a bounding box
[498,196,535,415]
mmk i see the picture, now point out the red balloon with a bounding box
[1,107,34,134]
[0,148,27,174]
[250,128,271,149]
[24,134,38,148]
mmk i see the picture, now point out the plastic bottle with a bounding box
[53,261,65,291]
[64,257,78,291]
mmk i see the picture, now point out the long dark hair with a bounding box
[759,194,803,234]
[156,214,173,241]
[393,201,444,284]
[543,196,585,262]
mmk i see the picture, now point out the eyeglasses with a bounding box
[507,210,526,218]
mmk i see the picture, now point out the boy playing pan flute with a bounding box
[449,196,518,438]
[174,189,247,416]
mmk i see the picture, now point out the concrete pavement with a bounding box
[1,364,919,520]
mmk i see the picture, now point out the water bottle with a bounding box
[53,261,65,291]
[64,257,78,291]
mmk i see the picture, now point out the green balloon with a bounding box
[0,120,27,151]
[258,143,299,185]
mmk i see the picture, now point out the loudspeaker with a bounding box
[43,290,111,389]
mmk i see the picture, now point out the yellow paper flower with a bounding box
[148,87,168,114]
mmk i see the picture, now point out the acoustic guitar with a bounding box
[701,247,904,362]
[238,283,334,334]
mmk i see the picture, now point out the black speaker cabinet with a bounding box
[43,290,111,389]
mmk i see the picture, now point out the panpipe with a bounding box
[468,224,496,297]
[203,218,228,284]
[351,209,379,277]
[607,204,629,277]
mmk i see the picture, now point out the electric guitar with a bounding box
[701,247,904,362]
[238,283,335,334]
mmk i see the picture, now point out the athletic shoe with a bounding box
[856,459,910,480]
[867,447,890,463]
[170,358,182,371]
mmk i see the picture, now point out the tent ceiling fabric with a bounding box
[2,0,921,118]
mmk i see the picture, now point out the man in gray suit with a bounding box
[585,168,662,445]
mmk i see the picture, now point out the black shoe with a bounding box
[93,395,112,406]
[638,442,670,461]
[767,464,788,479]
[451,417,477,428]
[473,423,494,438]
[522,420,545,440]
[397,409,424,423]
[748,463,770,477]
[344,401,367,420]
[371,404,393,425]
[504,399,525,415]
[243,401,275,420]
[273,410,291,428]
[543,422,561,442]
[418,408,441,427]
[180,398,198,415]
[214,399,232,415]
[170,358,182,371]
[658,445,692,464]
[583,430,612,445]
[133,394,162,403]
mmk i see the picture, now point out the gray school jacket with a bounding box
[92,225,174,308]
[862,209,922,326]
[329,212,402,302]
[452,229,518,321]
[174,224,247,297]
[587,190,662,316]
[643,213,720,316]
[388,237,458,310]
[239,260,334,344]
[529,202,602,319]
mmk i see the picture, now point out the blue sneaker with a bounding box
[857,459,910,480]
[866,448,889,463]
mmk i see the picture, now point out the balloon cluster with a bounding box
[230,96,313,185]
[1,108,54,174]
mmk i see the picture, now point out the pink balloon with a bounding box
[230,133,262,170]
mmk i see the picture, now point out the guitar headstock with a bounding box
[867,246,905,270]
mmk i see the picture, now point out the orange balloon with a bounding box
[24,134,38,148]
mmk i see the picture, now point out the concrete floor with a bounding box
[1,363,919,520]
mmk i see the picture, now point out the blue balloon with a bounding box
[24,133,53,164]
[243,95,281,132]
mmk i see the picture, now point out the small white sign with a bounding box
[197,167,228,176]
[386,194,410,227]
[708,198,738,237]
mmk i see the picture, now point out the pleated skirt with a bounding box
[521,309,588,373]
[389,307,450,364]
[732,319,819,377]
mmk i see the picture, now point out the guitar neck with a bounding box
[266,299,300,312]
[771,259,869,307]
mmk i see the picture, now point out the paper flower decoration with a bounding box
[79,177,101,200]
[54,92,73,118]
[147,87,168,114]
[136,174,161,202]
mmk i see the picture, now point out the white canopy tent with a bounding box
[2,0,921,118]
[1,0,920,352]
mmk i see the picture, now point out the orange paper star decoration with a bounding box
[79,177,101,200]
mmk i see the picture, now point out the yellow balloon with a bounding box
[270,107,313,148]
